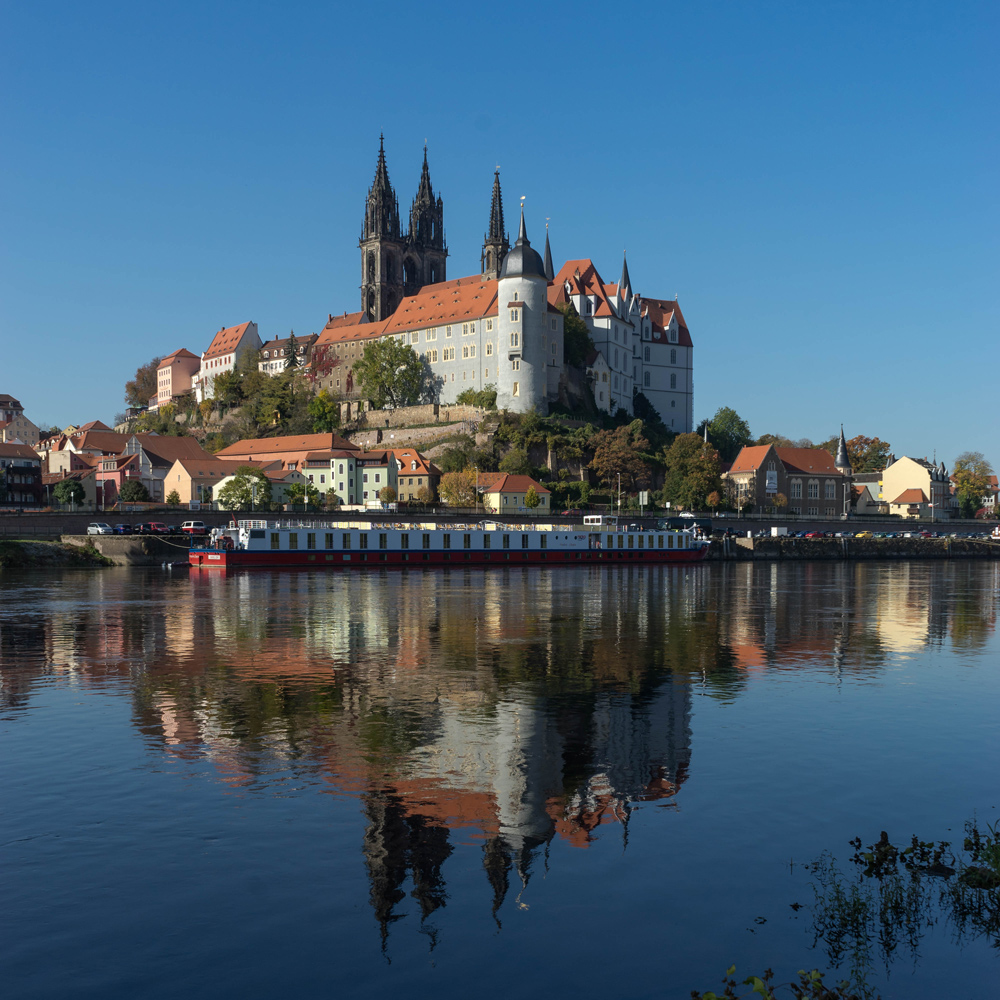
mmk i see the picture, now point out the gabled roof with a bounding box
[390,449,436,477]
[382,276,499,333]
[132,435,214,467]
[204,322,255,360]
[76,420,112,432]
[215,433,358,457]
[169,458,261,478]
[482,474,550,494]
[891,488,929,505]
[641,298,693,347]
[551,259,618,319]
[729,445,842,476]
[0,395,23,409]
[322,310,367,330]
[159,349,200,367]
[69,430,131,454]
[314,319,387,347]
[0,442,40,460]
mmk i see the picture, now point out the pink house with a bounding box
[156,349,201,408]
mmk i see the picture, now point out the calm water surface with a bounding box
[2,561,998,999]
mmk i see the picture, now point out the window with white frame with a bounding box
[486,319,493,331]
[791,480,802,499]
[426,329,437,341]
[511,359,519,370]
[510,332,519,348]
[485,342,494,356]
[807,481,819,499]
[512,381,519,396]
[824,481,836,499]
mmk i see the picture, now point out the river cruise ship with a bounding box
[188,515,710,570]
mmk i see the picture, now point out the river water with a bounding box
[1,561,997,999]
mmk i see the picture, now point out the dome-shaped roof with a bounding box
[500,208,548,280]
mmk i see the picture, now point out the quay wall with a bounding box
[708,537,1000,561]
[59,535,192,566]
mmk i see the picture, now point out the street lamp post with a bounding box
[618,473,621,517]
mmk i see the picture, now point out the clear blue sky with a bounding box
[2,1,996,468]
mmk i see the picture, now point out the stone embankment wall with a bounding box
[60,535,193,566]
[710,537,1000,560]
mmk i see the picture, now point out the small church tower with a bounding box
[360,135,405,322]
[481,170,510,280]
[834,425,852,477]
[496,206,549,413]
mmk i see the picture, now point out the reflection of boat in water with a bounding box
[189,515,710,570]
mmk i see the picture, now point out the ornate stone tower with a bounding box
[404,145,447,294]
[360,135,405,322]
[481,170,510,281]
[834,425,852,476]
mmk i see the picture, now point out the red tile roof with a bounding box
[729,445,842,476]
[640,297,693,347]
[383,276,499,333]
[483,474,550,494]
[390,449,435,477]
[891,488,929,505]
[216,433,358,458]
[132,434,215,466]
[0,443,40,460]
[158,349,200,367]
[204,322,255,360]
[323,311,366,329]
[314,319,387,347]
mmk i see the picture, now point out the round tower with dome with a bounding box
[496,207,549,413]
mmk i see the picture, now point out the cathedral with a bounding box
[316,137,694,429]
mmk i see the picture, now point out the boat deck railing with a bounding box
[238,518,690,534]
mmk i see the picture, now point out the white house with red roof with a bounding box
[550,258,693,430]
[194,321,262,402]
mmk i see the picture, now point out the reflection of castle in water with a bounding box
[4,560,997,944]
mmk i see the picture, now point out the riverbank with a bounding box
[709,535,1000,560]
[0,539,114,569]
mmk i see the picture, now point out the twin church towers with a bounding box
[359,135,515,322]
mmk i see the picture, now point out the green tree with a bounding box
[952,451,994,518]
[284,332,300,370]
[524,485,540,509]
[661,433,722,511]
[706,407,752,463]
[125,357,163,409]
[438,470,477,506]
[53,479,85,506]
[556,302,595,367]
[499,448,532,475]
[755,432,794,448]
[378,486,397,504]
[165,490,181,506]
[589,420,651,491]
[455,385,498,409]
[119,480,151,503]
[353,338,424,409]
[284,481,320,508]
[308,389,341,432]
[216,466,273,511]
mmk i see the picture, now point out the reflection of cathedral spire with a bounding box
[362,790,453,950]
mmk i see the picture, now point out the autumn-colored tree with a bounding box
[707,491,720,511]
[952,451,994,518]
[524,485,540,509]
[660,433,722,511]
[438,470,477,506]
[416,484,435,504]
[773,492,788,509]
[589,420,651,491]
[124,357,162,408]
[378,486,397,504]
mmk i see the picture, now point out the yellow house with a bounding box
[481,474,550,514]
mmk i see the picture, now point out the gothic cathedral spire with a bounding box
[405,143,447,293]
[481,169,510,280]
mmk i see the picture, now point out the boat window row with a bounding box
[261,530,688,551]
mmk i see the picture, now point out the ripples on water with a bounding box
[1,561,998,1000]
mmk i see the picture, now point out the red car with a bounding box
[804,531,825,538]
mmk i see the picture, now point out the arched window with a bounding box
[670,348,677,364]
[404,258,417,287]
[644,372,650,387]
[670,374,677,389]
[367,251,375,283]
[644,346,650,362]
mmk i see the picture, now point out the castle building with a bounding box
[314,138,694,424]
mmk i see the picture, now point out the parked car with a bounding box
[804,531,824,538]
[134,522,152,534]
[113,524,133,535]
[86,523,114,535]
[856,531,874,539]
[560,509,583,516]
[163,524,183,535]
[180,521,208,535]
[147,522,169,534]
